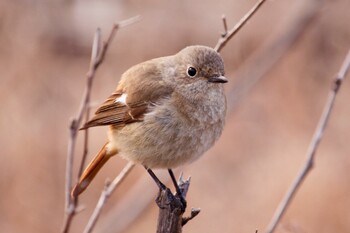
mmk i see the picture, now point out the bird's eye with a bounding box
[187,67,197,77]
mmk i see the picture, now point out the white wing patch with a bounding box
[115,93,127,104]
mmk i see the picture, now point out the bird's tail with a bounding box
[71,143,117,197]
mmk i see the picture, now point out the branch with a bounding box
[265,49,350,233]
[61,15,140,233]
[96,172,169,233]
[182,208,201,226]
[84,162,135,233]
[62,28,102,233]
[93,16,141,70]
[77,28,101,182]
[156,175,200,233]
[78,15,140,182]
[226,0,322,114]
[214,0,268,52]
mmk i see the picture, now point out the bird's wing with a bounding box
[81,59,173,129]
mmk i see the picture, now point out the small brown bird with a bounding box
[72,45,227,198]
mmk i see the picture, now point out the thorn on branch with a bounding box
[333,78,342,92]
[104,177,112,187]
[69,119,78,131]
[221,14,228,37]
[178,174,191,198]
[182,208,201,226]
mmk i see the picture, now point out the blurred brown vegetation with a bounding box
[1,0,350,233]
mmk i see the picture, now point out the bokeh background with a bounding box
[1,0,350,232]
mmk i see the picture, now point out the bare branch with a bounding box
[78,28,102,180]
[96,172,168,233]
[83,162,135,233]
[265,49,350,233]
[226,0,322,114]
[61,16,140,233]
[156,176,199,233]
[94,15,140,69]
[214,0,267,52]
[62,28,103,233]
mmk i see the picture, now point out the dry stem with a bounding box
[156,175,198,233]
[61,16,140,233]
[226,0,322,113]
[62,28,102,233]
[214,0,267,52]
[84,162,135,233]
[265,50,350,233]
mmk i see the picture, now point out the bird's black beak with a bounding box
[208,75,228,83]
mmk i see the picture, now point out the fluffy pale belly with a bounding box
[107,111,224,169]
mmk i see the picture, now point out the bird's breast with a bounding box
[109,88,226,169]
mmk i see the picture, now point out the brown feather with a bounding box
[80,92,146,129]
[81,58,174,130]
[71,143,116,197]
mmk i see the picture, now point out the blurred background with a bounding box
[1,0,350,232]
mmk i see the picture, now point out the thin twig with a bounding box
[221,15,228,37]
[265,49,350,233]
[96,171,168,233]
[94,16,140,70]
[83,162,135,233]
[78,28,102,179]
[214,0,267,52]
[62,28,102,233]
[226,0,322,114]
[61,16,140,233]
[182,208,201,226]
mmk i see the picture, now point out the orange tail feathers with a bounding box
[71,143,117,197]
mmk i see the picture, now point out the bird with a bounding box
[71,45,228,200]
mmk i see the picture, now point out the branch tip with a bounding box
[90,28,102,67]
[182,208,201,226]
[214,0,267,52]
[221,14,228,37]
[117,15,141,28]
